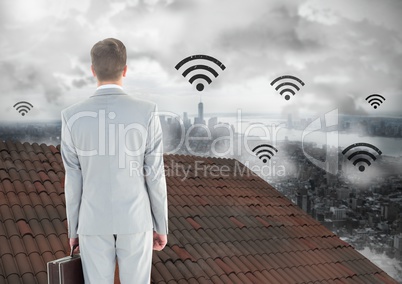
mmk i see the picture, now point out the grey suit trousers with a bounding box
[79,231,153,284]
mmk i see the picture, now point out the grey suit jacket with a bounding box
[61,88,168,238]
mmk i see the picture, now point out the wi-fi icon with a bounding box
[342,143,382,172]
[365,94,385,109]
[270,75,305,101]
[175,54,226,92]
[13,101,33,116]
[252,144,278,163]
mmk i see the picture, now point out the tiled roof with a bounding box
[160,155,398,284]
[0,140,398,284]
[0,141,67,284]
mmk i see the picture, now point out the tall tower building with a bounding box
[183,112,191,128]
[195,97,205,125]
[198,101,204,122]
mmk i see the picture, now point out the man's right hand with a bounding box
[69,237,80,254]
[153,231,167,251]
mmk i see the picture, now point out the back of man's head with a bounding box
[90,38,127,82]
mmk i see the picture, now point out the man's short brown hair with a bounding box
[90,38,127,82]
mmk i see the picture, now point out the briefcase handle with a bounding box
[70,244,79,257]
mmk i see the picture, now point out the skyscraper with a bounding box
[195,98,205,125]
[183,112,191,128]
[198,101,204,121]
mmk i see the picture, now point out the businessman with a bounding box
[61,38,168,283]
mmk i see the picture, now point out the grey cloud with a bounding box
[0,9,96,103]
[72,76,96,88]
[0,61,63,102]
[211,3,402,115]
[308,19,402,114]
[85,0,114,22]
[1,0,401,118]
[218,6,320,51]
[109,1,316,92]
[165,0,198,12]
[72,79,88,88]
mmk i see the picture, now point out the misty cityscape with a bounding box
[161,102,402,282]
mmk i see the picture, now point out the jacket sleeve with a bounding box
[60,111,83,239]
[144,105,168,235]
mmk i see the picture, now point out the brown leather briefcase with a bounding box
[47,245,84,284]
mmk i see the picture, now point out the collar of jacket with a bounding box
[91,87,127,97]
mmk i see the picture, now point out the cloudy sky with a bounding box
[1,0,402,121]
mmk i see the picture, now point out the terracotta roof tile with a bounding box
[11,205,25,221]
[38,172,50,183]
[46,172,60,184]
[1,254,19,279]
[1,180,13,194]
[22,206,37,222]
[50,161,64,173]
[186,217,202,230]
[259,269,283,283]
[27,152,39,163]
[0,236,11,256]
[153,249,173,264]
[14,142,24,153]
[18,151,31,163]
[41,162,53,174]
[9,236,26,257]
[42,251,56,266]
[0,191,6,207]
[29,219,46,236]
[0,152,11,162]
[32,160,45,173]
[243,271,263,283]
[28,251,46,277]
[53,180,64,195]
[5,141,17,152]
[21,273,36,284]
[47,234,66,254]
[21,142,33,153]
[191,259,215,279]
[13,159,26,172]
[0,140,6,151]
[154,262,175,283]
[229,216,246,228]
[55,205,67,220]
[45,152,57,164]
[36,272,48,284]
[0,170,10,181]
[22,160,35,173]
[8,151,19,163]
[28,171,41,184]
[176,260,200,282]
[31,143,42,154]
[171,245,196,262]
[4,193,15,209]
[16,220,33,237]
[187,260,213,280]
[1,201,15,219]
[15,171,29,184]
